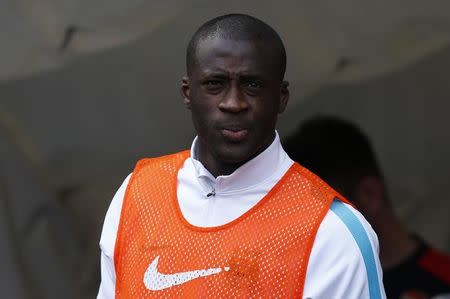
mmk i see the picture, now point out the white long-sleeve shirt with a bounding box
[98,132,386,298]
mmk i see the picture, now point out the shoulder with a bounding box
[304,200,386,299]
[100,151,191,255]
[311,200,380,270]
[99,173,132,258]
[290,162,350,203]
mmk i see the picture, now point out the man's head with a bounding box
[284,116,387,221]
[181,14,289,176]
[186,14,286,80]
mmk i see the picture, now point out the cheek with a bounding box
[189,100,217,132]
[191,99,214,118]
[254,101,280,124]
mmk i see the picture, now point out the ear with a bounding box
[355,176,385,218]
[181,76,191,109]
[278,81,290,113]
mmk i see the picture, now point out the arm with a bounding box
[303,201,386,299]
[97,174,131,299]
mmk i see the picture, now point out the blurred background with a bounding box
[1,0,449,298]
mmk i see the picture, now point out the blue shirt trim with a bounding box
[330,199,382,299]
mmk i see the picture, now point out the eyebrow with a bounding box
[200,70,264,80]
[199,69,228,77]
[239,74,263,81]
[201,72,228,78]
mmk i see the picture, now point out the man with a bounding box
[98,14,386,298]
[284,115,450,299]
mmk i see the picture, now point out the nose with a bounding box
[218,84,249,113]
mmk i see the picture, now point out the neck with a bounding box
[374,209,419,270]
[199,153,243,178]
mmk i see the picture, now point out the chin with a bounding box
[216,144,255,165]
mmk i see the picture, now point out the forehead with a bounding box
[193,37,279,76]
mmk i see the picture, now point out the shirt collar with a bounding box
[189,131,288,194]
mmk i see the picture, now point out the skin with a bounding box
[181,37,289,177]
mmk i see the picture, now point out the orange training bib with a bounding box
[114,150,346,298]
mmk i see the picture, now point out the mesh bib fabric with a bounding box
[114,150,345,298]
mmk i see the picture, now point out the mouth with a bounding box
[220,127,248,142]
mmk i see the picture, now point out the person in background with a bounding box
[284,115,450,299]
[97,14,386,298]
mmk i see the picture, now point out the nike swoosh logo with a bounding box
[144,256,230,291]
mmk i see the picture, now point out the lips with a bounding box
[220,127,248,142]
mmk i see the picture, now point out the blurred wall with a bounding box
[279,46,450,252]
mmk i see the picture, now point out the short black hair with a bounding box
[283,116,382,199]
[186,14,286,80]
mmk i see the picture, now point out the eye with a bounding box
[206,80,222,87]
[202,79,225,94]
[246,81,261,88]
[242,80,263,94]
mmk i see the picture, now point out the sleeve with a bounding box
[303,200,386,299]
[97,174,132,299]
